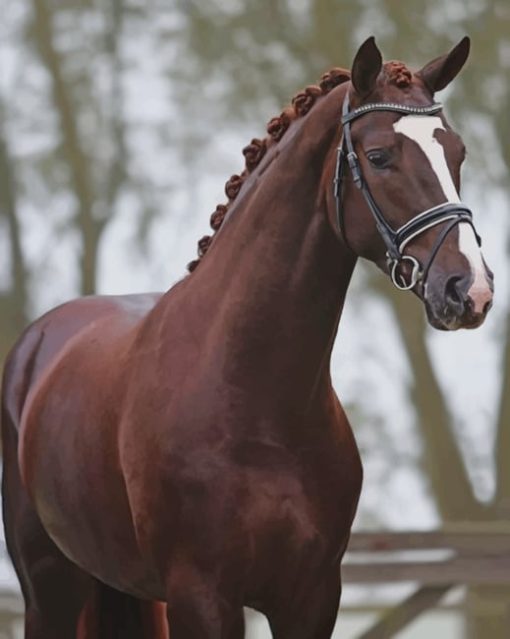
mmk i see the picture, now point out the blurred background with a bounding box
[0,0,509,637]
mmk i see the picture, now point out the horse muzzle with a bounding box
[424,268,494,330]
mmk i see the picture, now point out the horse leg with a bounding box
[2,406,92,638]
[78,581,169,639]
[166,604,245,639]
[165,566,245,639]
[267,571,341,639]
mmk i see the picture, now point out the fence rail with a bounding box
[344,523,510,638]
[1,523,509,638]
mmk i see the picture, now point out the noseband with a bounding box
[333,92,481,290]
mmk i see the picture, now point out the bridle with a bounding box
[333,91,481,290]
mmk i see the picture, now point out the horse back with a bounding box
[2,293,162,429]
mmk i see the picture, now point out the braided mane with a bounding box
[187,67,351,272]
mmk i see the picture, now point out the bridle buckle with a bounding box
[347,152,362,188]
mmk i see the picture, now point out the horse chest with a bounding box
[232,439,358,556]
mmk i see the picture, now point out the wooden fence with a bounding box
[344,522,510,638]
[1,523,509,638]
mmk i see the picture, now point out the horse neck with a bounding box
[173,86,356,406]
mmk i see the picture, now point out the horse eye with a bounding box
[366,150,391,169]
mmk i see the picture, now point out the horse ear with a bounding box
[351,37,383,98]
[418,37,471,94]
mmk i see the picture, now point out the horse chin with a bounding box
[424,304,487,331]
[426,312,462,331]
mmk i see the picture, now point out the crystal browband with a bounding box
[341,102,443,125]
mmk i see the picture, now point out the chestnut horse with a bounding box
[2,37,493,638]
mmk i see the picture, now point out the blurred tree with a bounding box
[30,0,126,295]
[376,3,510,635]
[0,105,28,364]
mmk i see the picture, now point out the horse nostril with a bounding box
[444,275,492,320]
[444,276,464,312]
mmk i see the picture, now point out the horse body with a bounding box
[2,37,493,638]
[5,82,362,635]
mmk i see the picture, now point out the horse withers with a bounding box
[2,37,493,638]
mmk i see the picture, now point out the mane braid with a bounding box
[187,67,351,273]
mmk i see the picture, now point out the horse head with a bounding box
[334,36,493,330]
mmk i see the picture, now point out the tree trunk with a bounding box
[371,275,492,521]
[31,0,101,296]
[374,274,509,639]
[0,114,28,366]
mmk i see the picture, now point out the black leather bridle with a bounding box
[333,91,481,290]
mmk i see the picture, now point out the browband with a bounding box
[341,101,443,124]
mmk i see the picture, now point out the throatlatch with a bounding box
[333,92,481,291]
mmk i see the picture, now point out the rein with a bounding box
[333,92,481,290]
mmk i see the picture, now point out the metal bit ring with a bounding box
[390,255,421,291]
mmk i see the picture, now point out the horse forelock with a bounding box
[187,67,351,273]
[382,61,413,89]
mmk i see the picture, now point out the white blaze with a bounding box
[393,115,490,312]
